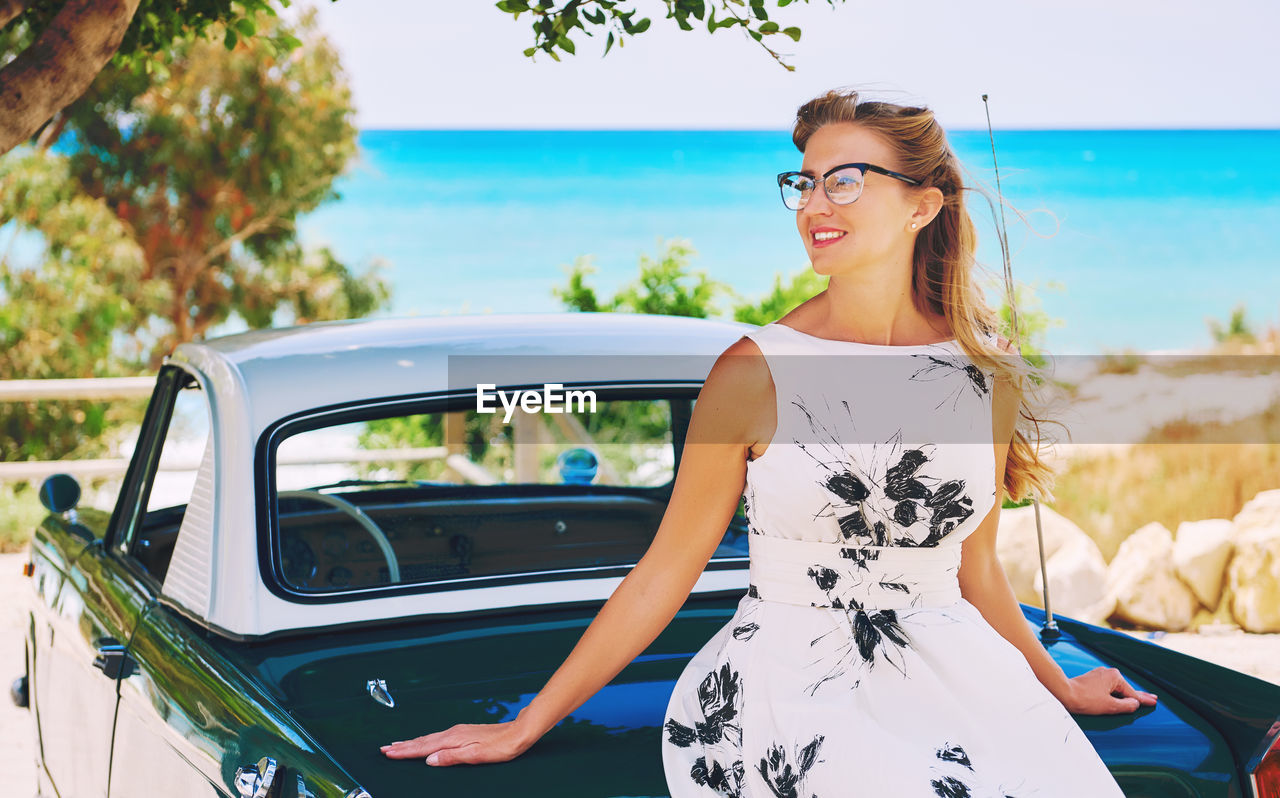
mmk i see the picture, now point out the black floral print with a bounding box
[800,564,913,695]
[790,395,977,547]
[665,661,747,797]
[757,734,825,798]
[743,479,763,536]
[732,594,762,641]
[908,349,992,413]
[928,740,1041,798]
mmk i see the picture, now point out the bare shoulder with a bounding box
[702,336,772,404]
[691,335,775,444]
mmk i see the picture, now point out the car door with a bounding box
[33,368,186,798]
[104,367,360,796]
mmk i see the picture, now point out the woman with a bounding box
[382,88,1156,795]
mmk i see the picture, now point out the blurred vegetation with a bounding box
[1207,303,1257,346]
[0,8,389,466]
[0,9,389,548]
[1050,440,1280,563]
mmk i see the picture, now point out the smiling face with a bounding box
[795,122,923,277]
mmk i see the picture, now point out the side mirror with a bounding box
[38,473,81,514]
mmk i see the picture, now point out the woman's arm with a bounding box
[382,336,775,765]
[958,344,1157,715]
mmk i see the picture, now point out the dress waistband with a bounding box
[748,534,963,611]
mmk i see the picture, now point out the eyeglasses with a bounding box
[776,162,922,211]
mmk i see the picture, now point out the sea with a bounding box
[295,130,1280,355]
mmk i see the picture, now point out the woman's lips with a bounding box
[811,231,846,249]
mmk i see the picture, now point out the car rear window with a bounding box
[268,394,749,595]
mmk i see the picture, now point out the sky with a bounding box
[298,0,1279,130]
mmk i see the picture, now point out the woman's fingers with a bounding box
[381,726,463,759]
[380,722,529,766]
[1069,667,1158,714]
[425,741,484,766]
[1106,668,1158,711]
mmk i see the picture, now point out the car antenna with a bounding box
[981,93,1061,642]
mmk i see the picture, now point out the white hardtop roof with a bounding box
[169,312,756,438]
[160,312,756,639]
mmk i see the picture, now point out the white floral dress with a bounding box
[660,321,1125,798]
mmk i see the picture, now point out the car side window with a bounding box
[112,366,211,583]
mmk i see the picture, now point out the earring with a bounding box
[910,223,918,229]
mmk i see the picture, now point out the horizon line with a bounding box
[352,125,1280,133]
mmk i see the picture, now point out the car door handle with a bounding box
[92,640,134,680]
[234,757,278,798]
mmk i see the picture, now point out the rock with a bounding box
[1172,518,1235,609]
[1105,522,1199,631]
[1233,488,1280,531]
[1226,490,1280,633]
[1032,536,1114,625]
[994,505,1112,623]
[997,504,1095,605]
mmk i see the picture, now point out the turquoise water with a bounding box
[296,130,1280,354]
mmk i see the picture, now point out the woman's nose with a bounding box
[801,186,835,217]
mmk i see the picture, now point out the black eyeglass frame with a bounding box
[776,162,923,210]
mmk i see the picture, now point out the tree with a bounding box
[496,0,817,71]
[554,238,730,318]
[554,237,819,322]
[52,6,389,366]
[0,0,306,154]
[0,146,159,461]
[2,0,839,155]
[0,8,389,462]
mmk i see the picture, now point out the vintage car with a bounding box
[11,312,1280,798]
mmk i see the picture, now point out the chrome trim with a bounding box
[344,789,373,798]
[233,756,277,798]
[366,678,395,708]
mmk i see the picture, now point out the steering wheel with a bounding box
[278,490,401,583]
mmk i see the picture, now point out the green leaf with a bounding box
[604,30,615,55]
[556,34,575,54]
[633,17,651,33]
[782,26,801,42]
[495,0,530,10]
[523,46,537,57]
[235,18,256,37]
[759,21,778,33]
[223,27,238,50]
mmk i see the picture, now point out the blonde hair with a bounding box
[791,87,1061,504]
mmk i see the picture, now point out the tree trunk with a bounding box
[0,0,142,155]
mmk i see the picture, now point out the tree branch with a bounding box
[194,172,331,270]
[0,0,142,154]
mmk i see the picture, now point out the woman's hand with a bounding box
[1063,666,1158,714]
[381,718,537,767]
